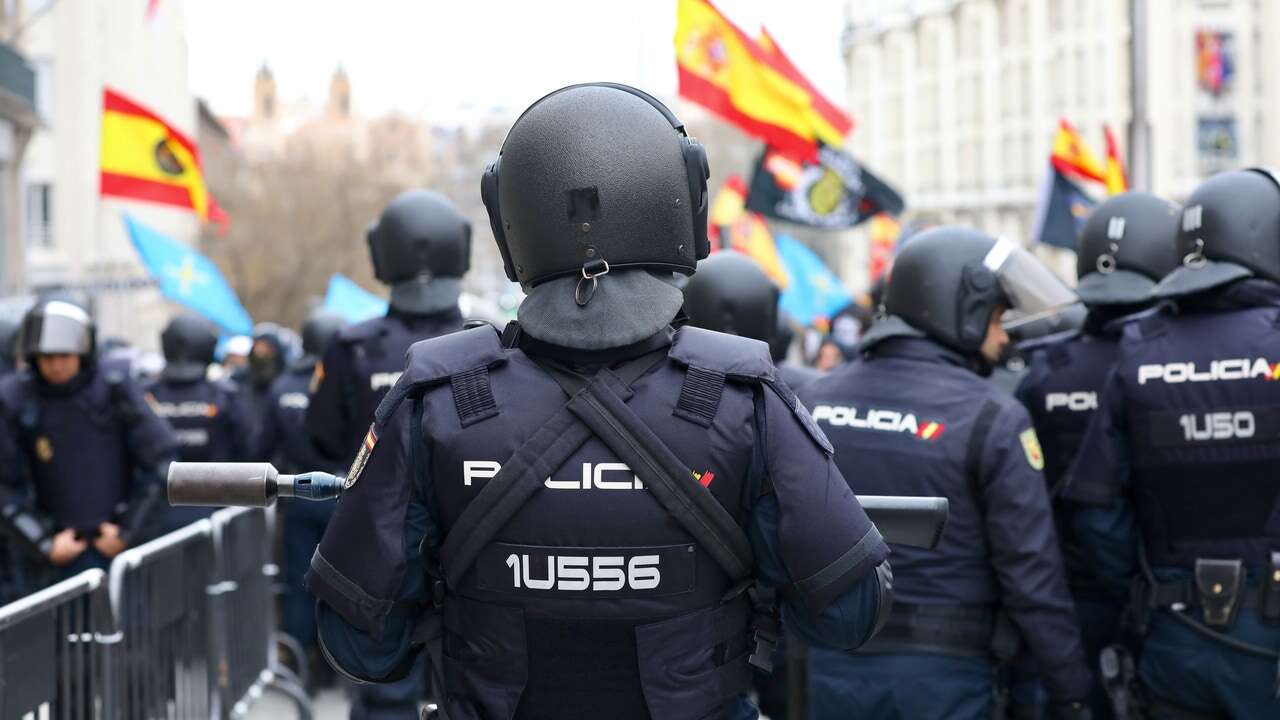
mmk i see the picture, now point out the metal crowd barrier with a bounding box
[0,568,118,720]
[209,506,309,719]
[109,519,218,719]
[0,508,313,718]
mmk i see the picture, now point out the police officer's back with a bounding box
[0,300,177,577]
[304,190,470,467]
[1066,169,1280,718]
[304,82,892,720]
[800,228,1092,720]
[144,315,252,535]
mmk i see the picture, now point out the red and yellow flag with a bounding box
[1050,119,1107,184]
[676,0,831,161]
[1102,124,1128,195]
[756,27,853,146]
[706,175,789,288]
[100,88,226,223]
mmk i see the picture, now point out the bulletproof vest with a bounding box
[1019,332,1119,596]
[1113,308,1280,571]
[390,325,772,720]
[142,378,239,463]
[333,309,462,453]
[0,370,133,531]
[270,366,331,474]
[801,338,1004,606]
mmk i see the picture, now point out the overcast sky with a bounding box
[185,0,850,121]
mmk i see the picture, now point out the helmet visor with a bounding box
[983,239,1079,330]
[24,301,93,356]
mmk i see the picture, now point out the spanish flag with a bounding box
[756,28,853,147]
[1102,124,1128,195]
[1050,119,1107,184]
[676,0,826,161]
[100,88,226,224]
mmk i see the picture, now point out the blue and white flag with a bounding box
[775,234,852,325]
[322,273,387,323]
[123,213,252,334]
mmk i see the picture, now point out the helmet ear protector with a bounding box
[956,262,1000,349]
[481,82,710,284]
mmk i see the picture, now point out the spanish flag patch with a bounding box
[344,425,379,489]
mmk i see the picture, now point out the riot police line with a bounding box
[0,506,309,719]
[5,75,1280,720]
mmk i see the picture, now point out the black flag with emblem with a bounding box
[745,144,904,229]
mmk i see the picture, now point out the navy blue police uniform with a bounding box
[0,360,178,575]
[144,374,251,534]
[1064,282,1280,718]
[260,359,343,653]
[305,323,891,720]
[802,336,1092,719]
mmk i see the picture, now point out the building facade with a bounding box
[842,0,1280,277]
[13,0,198,345]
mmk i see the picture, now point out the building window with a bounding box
[26,183,51,248]
[32,58,52,123]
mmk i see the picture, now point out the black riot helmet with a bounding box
[481,82,710,290]
[1154,168,1280,299]
[1076,192,1183,306]
[366,189,471,285]
[862,226,1077,354]
[301,311,346,361]
[160,314,218,382]
[18,299,96,362]
[682,251,778,343]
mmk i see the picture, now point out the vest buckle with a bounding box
[1194,558,1244,628]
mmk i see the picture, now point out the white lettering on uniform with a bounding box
[1045,392,1098,412]
[279,392,309,410]
[811,405,921,435]
[1137,358,1277,385]
[505,553,662,591]
[370,371,402,391]
[152,401,214,418]
[174,428,210,447]
[464,460,645,490]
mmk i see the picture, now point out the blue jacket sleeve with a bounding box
[748,492,886,650]
[979,401,1091,702]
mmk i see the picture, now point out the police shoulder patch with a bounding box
[1019,428,1045,471]
[344,425,379,489]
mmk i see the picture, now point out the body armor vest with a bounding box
[143,378,239,463]
[1120,308,1280,571]
[2,371,132,530]
[385,325,775,720]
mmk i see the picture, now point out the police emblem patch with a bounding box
[344,425,378,489]
[1019,428,1045,471]
[35,436,53,462]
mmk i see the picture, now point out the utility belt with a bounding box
[1135,554,1280,631]
[859,602,1021,662]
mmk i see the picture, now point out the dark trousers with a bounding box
[1074,595,1124,719]
[1140,612,1280,719]
[349,652,428,720]
[807,649,993,720]
[282,498,335,648]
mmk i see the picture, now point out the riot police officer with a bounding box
[144,315,253,535]
[1065,169,1280,718]
[257,310,346,687]
[683,250,819,390]
[800,227,1092,719]
[0,317,18,375]
[0,299,177,577]
[304,82,892,720]
[304,189,470,717]
[1014,193,1182,717]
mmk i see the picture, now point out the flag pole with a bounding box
[1127,0,1152,191]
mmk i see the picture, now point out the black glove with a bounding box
[1048,701,1092,720]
